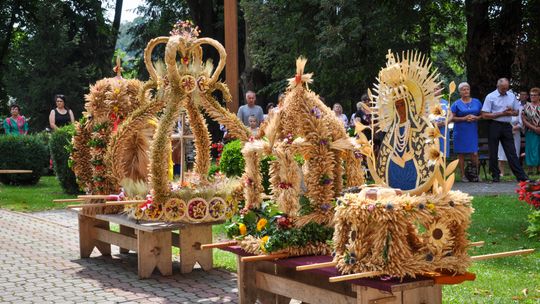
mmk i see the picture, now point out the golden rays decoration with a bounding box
[360,50,455,195]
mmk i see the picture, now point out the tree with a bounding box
[1,0,122,131]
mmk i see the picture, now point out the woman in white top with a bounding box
[332,103,348,128]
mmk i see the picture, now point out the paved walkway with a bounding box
[0,209,238,303]
[453,181,519,196]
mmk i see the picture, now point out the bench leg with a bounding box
[119,225,135,253]
[179,224,213,273]
[137,230,172,279]
[237,257,278,304]
[78,214,111,258]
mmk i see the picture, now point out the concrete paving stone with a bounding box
[0,209,239,303]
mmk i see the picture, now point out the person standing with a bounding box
[497,105,522,176]
[237,91,264,127]
[521,87,540,175]
[519,89,529,106]
[49,94,74,130]
[450,82,482,181]
[332,103,348,128]
[3,104,28,135]
[481,78,528,182]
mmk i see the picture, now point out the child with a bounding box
[248,115,259,137]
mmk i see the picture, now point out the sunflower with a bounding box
[424,127,442,144]
[425,146,442,166]
[426,221,452,253]
[257,218,268,231]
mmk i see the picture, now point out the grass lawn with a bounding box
[1,177,538,301]
[0,175,77,211]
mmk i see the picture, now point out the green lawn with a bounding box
[1,177,538,301]
[444,195,540,303]
[0,175,77,211]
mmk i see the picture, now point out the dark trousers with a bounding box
[488,121,528,181]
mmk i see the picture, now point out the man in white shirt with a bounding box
[237,91,264,127]
[481,78,528,182]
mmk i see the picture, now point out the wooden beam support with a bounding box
[53,198,86,203]
[224,0,239,113]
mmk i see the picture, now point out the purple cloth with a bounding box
[221,246,432,292]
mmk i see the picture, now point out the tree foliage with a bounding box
[240,0,466,111]
[1,0,122,131]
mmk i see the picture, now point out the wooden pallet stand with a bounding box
[220,246,469,304]
[72,209,215,279]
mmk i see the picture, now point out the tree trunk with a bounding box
[0,3,17,72]
[464,0,493,98]
[110,0,123,52]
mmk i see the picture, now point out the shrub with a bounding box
[0,135,48,185]
[219,139,245,177]
[34,130,53,175]
[526,209,540,239]
[50,125,80,194]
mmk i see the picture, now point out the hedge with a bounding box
[218,139,274,194]
[49,125,80,194]
[0,134,49,185]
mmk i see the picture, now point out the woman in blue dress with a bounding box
[450,82,482,181]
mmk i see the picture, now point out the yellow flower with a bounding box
[113,106,119,113]
[425,146,442,166]
[426,203,435,210]
[239,223,247,235]
[256,218,268,231]
[113,88,120,95]
[404,202,413,211]
[424,127,441,144]
[260,235,270,252]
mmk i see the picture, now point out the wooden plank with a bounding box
[388,278,434,292]
[119,225,136,253]
[179,224,213,273]
[137,230,172,279]
[329,271,383,283]
[240,253,289,262]
[201,241,238,250]
[66,201,139,209]
[296,261,337,271]
[224,0,239,112]
[78,214,111,257]
[354,286,398,304]
[53,198,85,203]
[401,285,442,304]
[256,271,356,304]
[471,249,534,261]
[94,227,137,251]
[94,213,186,232]
[0,169,32,174]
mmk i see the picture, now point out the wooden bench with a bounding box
[223,246,473,304]
[75,211,215,278]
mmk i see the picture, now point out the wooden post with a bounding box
[224,0,239,113]
[178,224,213,273]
